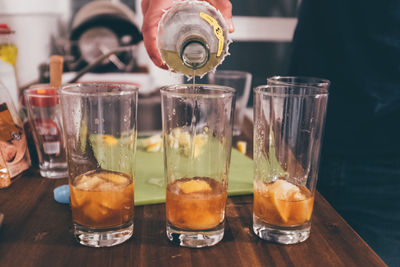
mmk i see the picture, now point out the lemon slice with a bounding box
[236,141,247,154]
[146,141,162,152]
[103,135,118,146]
[179,180,212,194]
[183,134,207,158]
[143,134,162,152]
[143,134,162,147]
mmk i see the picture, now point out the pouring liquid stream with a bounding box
[190,70,198,165]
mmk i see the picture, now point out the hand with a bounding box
[141,0,234,69]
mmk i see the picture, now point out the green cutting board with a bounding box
[89,134,254,206]
[135,148,253,206]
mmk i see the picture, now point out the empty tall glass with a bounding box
[208,70,252,136]
[253,78,329,244]
[60,83,138,247]
[161,84,235,248]
[24,85,67,178]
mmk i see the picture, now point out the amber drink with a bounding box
[166,177,227,230]
[253,81,329,244]
[254,180,314,226]
[70,170,134,229]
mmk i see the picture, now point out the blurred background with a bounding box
[0,0,300,134]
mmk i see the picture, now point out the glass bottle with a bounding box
[157,0,230,76]
[0,24,18,107]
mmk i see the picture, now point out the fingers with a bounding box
[141,0,150,16]
[206,0,234,33]
[141,0,173,68]
[160,63,169,70]
[142,18,163,67]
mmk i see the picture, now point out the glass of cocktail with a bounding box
[60,82,138,247]
[161,84,235,248]
[253,78,329,244]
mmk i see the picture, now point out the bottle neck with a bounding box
[180,37,210,70]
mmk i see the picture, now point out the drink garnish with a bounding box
[268,180,302,223]
[179,179,212,194]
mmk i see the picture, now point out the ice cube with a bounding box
[292,190,306,201]
[268,179,300,200]
[99,184,133,210]
[291,198,314,222]
[95,181,114,192]
[83,200,109,221]
[70,188,87,207]
[255,180,269,193]
[100,194,122,210]
[98,172,129,186]
[75,175,103,191]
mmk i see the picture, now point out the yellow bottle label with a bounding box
[199,12,224,57]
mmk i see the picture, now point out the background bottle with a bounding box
[157,0,230,76]
[0,24,19,106]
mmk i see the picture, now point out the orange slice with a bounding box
[270,191,290,223]
[179,180,212,194]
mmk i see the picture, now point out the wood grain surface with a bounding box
[0,168,386,267]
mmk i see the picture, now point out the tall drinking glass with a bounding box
[253,78,329,244]
[161,84,235,248]
[267,76,331,87]
[24,85,67,178]
[60,83,138,247]
[208,70,252,136]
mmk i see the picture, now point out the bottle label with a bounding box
[199,12,224,57]
[0,102,30,181]
[33,118,61,155]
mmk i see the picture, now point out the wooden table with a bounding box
[0,168,386,267]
